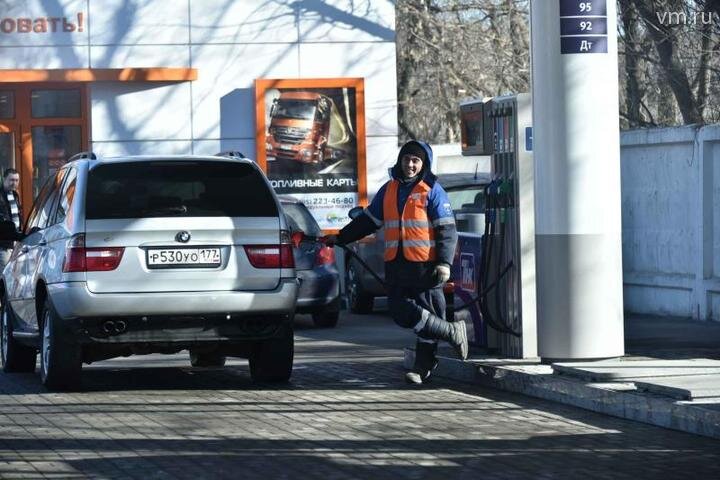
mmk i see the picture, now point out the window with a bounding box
[282,203,321,236]
[36,170,66,229]
[25,176,54,233]
[31,89,81,118]
[54,168,77,225]
[86,161,279,219]
[447,187,486,214]
[0,91,14,119]
[31,125,82,197]
[0,132,15,175]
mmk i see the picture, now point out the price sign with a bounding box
[559,0,608,55]
[560,0,607,17]
[561,37,608,54]
[560,17,608,36]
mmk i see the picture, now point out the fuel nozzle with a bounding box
[485,179,501,223]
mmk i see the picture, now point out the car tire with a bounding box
[40,299,82,391]
[189,351,227,368]
[346,263,374,314]
[1,298,37,373]
[312,309,339,328]
[249,323,294,383]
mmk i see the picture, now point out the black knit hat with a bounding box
[398,142,427,163]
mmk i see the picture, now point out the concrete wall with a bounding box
[1,0,399,198]
[621,125,720,321]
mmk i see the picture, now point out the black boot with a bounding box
[405,340,438,385]
[419,314,468,360]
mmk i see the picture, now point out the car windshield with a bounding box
[273,100,316,120]
[447,186,485,213]
[86,161,278,219]
[282,202,322,236]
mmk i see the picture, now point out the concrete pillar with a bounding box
[530,0,624,360]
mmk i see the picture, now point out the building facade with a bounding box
[0,0,398,222]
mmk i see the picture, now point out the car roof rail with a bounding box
[215,151,246,159]
[68,151,97,161]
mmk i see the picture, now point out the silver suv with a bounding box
[0,154,298,390]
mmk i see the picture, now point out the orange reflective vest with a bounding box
[383,179,436,262]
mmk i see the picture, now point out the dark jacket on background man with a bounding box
[0,190,23,249]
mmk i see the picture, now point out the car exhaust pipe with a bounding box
[102,320,127,335]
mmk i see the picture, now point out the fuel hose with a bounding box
[314,235,520,336]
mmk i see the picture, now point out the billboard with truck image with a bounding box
[255,78,367,232]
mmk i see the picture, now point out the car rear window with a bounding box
[86,161,278,219]
[282,203,322,236]
[447,187,486,213]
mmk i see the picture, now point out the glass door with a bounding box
[0,124,19,176]
[28,87,86,198]
[0,90,19,177]
[31,125,82,197]
[2,84,88,206]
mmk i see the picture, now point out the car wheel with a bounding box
[1,298,36,373]
[40,299,81,391]
[312,309,339,328]
[346,263,374,314]
[189,351,226,368]
[249,323,293,383]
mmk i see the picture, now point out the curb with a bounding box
[404,348,720,440]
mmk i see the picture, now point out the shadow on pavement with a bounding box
[625,314,720,360]
[2,430,719,480]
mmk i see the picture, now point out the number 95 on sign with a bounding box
[560,0,607,17]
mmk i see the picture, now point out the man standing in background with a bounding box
[0,168,22,269]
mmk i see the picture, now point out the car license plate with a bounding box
[147,247,221,268]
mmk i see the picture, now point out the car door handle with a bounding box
[38,240,47,246]
[20,246,29,254]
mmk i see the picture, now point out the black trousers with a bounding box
[387,284,446,338]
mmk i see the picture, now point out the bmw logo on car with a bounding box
[176,231,191,243]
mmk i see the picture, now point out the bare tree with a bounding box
[396,0,530,143]
[396,0,720,141]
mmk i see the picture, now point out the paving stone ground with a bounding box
[0,312,718,479]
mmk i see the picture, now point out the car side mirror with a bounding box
[348,206,363,220]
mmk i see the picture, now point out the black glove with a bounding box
[320,235,339,247]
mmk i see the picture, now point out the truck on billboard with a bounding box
[255,78,367,232]
[266,91,352,166]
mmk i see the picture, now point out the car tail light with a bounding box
[243,230,295,269]
[85,248,125,271]
[63,234,125,272]
[315,245,335,266]
[280,229,295,269]
[244,240,295,269]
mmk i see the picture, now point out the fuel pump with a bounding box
[459,94,537,358]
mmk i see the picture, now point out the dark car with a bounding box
[279,197,341,327]
[344,172,491,313]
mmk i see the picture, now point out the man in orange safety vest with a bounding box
[324,141,466,385]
